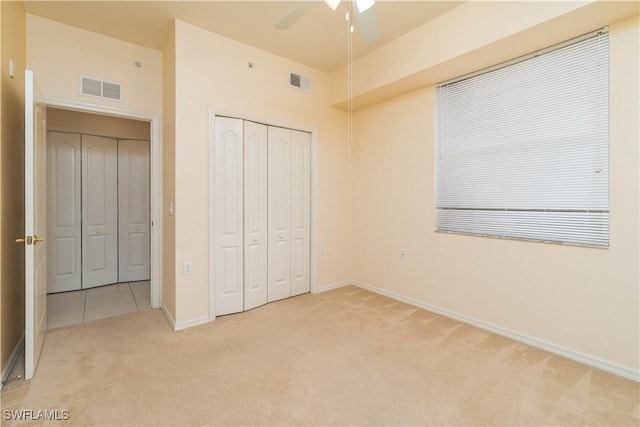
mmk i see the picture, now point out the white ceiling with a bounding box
[23,1,464,72]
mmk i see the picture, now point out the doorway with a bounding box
[44,107,157,328]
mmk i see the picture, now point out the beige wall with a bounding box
[47,108,150,140]
[331,0,639,110]
[26,13,164,314]
[352,15,639,374]
[172,20,351,324]
[26,14,162,117]
[162,24,176,321]
[0,0,26,376]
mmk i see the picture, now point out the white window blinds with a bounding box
[434,30,609,247]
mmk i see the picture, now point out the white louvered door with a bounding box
[82,135,118,289]
[214,117,245,316]
[118,140,150,282]
[47,132,82,292]
[244,121,268,310]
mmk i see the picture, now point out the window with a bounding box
[434,30,609,247]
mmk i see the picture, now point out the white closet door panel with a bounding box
[118,140,150,282]
[47,132,82,293]
[82,135,118,289]
[244,121,268,311]
[268,126,292,303]
[290,130,311,296]
[214,117,244,315]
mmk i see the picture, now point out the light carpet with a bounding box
[1,285,638,426]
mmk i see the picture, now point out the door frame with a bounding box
[208,107,318,321]
[40,97,162,308]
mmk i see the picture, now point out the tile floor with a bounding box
[47,281,151,330]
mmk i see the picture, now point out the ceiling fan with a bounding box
[274,0,380,44]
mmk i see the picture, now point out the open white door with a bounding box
[22,70,48,379]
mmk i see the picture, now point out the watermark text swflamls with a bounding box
[3,409,70,421]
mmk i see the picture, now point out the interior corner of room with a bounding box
[0,0,638,419]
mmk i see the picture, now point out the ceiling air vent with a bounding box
[289,72,312,93]
[79,75,123,102]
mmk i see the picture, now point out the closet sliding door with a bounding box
[244,121,268,311]
[290,130,311,297]
[118,140,150,282]
[214,117,245,316]
[213,117,311,315]
[47,133,150,293]
[47,132,82,293]
[267,127,311,302]
[267,126,292,303]
[82,135,118,289]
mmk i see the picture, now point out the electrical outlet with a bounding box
[400,249,407,261]
[320,245,325,255]
[183,261,192,276]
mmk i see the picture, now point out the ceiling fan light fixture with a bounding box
[355,0,375,13]
[324,0,341,11]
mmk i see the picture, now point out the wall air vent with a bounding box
[289,72,312,93]
[79,75,123,102]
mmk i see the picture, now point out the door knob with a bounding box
[252,237,258,243]
[278,233,284,239]
[15,235,44,245]
[96,229,101,234]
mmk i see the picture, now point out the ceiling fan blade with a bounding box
[354,5,380,44]
[274,1,316,31]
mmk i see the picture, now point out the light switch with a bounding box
[183,261,192,276]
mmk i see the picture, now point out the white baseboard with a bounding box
[1,334,25,390]
[162,305,208,331]
[313,280,352,294]
[174,315,209,332]
[352,280,639,382]
[161,304,176,330]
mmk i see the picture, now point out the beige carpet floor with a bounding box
[1,285,638,426]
